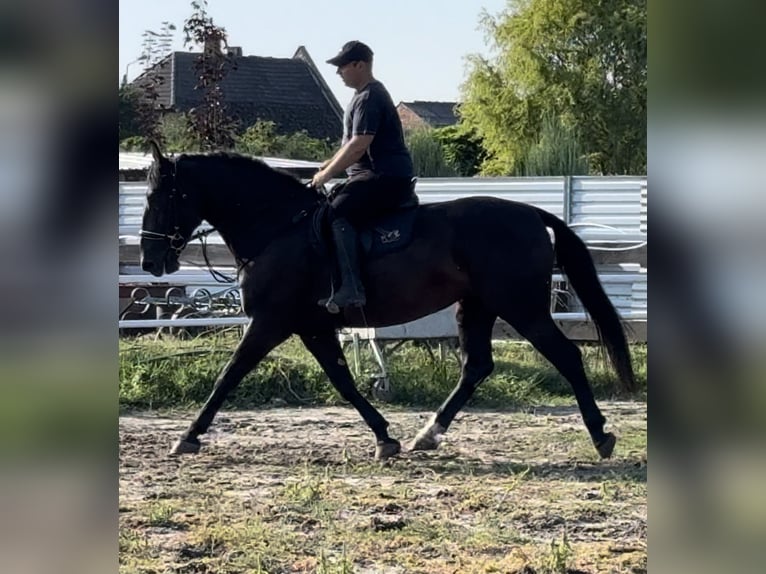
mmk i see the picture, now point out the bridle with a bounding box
[138,159,325,283]
[138,157,230,283]
[139,158,192,256]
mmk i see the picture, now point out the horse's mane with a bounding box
[177,151,309,193]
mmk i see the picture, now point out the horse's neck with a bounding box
[192,166,313,256]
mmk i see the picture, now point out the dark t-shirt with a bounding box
[343,80,414,178]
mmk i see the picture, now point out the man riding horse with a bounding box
[311,41,416,311]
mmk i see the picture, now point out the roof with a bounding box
[132,48,343,141]
[399,101,460,127]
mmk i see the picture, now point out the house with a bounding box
[397,101,460,130]
[130,45,343,141]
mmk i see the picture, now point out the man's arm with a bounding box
[312,134,374,187]
[323,135,374,177]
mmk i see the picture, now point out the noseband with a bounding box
[139,228,188,255]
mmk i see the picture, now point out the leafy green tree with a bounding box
[123,20,177,147]
[432,124,487,177]
[119,85,142,141]
[461,0,646,175]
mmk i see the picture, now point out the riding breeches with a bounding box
[328,171,414,228]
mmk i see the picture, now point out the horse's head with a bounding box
[139,141,202,276]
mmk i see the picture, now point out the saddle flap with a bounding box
[359,205,419,257]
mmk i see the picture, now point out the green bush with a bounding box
[405,128,458,177]
[158,113,199,152]
[235,120,334,161]
[119,135,147,152]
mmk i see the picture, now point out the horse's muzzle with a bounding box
[141,258,164,277]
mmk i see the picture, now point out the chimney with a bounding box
[227,46,243,57]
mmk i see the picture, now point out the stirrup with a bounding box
[318,283,341,314]
[318,296,340,314]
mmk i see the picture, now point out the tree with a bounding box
[119,85,142,141]
[433,124,487,177]
[460,0,646,175]
[138,21,176,69]
[120,21,177,148]
[182,0,238,150]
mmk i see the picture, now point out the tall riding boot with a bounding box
[325,218,366,309]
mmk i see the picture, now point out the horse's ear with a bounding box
[149,139,164,163]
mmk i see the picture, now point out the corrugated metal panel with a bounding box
[632,268,647,310]
[640,182,647,233]
[119,177,567,241]
[121,176,648,241]
[569,177,645,242]
[119,183,145,237]
[119,153,154,171]
[120,176,647,335]
[119,182,223,244]
[416,177,564,219]
[562,264,647,316]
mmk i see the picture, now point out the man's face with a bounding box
[336,61,363,87]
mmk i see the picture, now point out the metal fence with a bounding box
[119,176,647,333]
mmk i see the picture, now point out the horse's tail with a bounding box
[535,208,637,393]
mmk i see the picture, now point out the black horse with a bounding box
[140,142,635,460]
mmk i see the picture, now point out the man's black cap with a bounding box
[326,41,373,66]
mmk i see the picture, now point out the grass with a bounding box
[405,127,458,177]
[119,330,646,412]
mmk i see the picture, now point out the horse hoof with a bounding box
[169,437,201,455]
[409,435,439,452]
[595,433,616,459]
[375,439,401,461]
[409,422,446,452]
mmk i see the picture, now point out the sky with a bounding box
[119,0,509,109]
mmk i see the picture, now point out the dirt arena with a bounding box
[119,402,646,573]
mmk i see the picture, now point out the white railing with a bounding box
[119,176,646,334]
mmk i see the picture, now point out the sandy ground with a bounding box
[119,402,646,573]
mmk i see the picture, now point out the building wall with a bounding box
[397,105,428,131]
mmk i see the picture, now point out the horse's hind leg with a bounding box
[410,298,496,451]
[170,319,290,455]
[300,330,401,460]
[501,305,615,459]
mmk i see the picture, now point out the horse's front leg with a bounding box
[299,331,401,460]
[170,319,290,455]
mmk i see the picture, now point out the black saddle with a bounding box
[311,178,420,259]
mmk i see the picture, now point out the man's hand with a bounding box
[311,168,332,188]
